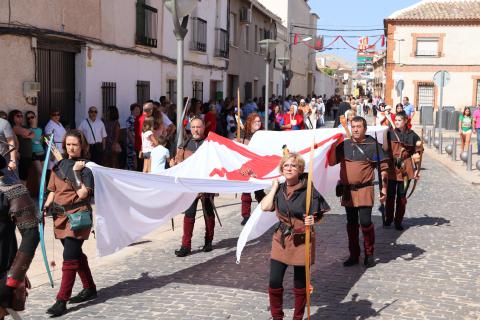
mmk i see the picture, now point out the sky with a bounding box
[308,0,421,63]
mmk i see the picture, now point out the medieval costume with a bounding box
[173,137,216,257]
[333,137,388,268]
[46,158,96,316]
[0,155,39,320]
[385,127,423,230]
[267,174,330,320]
[239,132,265,225]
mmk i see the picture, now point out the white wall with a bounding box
[315,71,336,97]
[77,45,163,128]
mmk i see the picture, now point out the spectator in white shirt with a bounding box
[44,110,66,170]
[78,106,107,165]
[150,135,170,174]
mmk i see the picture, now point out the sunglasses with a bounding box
[15,114,23,118]
[27,116,35,120]
[89,110,98,114]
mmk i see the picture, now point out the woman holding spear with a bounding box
[261,152,330,320]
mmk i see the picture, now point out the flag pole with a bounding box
[304,129,315,320]
[236,87,241,140]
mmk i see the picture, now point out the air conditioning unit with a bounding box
[23,81,40,98]
[239,7,252,24]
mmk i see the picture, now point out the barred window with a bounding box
[192,81,203,102]
[101,82,116,117]
[137,80,150,104]
[190,17,207,52]
[136,0,158,48]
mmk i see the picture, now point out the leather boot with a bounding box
[241,193,252,218]
[394,197,407,230]
[361,224,376,268]
[175,216,195,257]
[203,214,215,252]
[70,254,97,303]
[343,223,360,267]
[293,287,307,320]
[268,287,284,319]
[46,300,67,317]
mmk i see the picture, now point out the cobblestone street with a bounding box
[23,154,480,319]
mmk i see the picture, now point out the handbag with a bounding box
[67,211,93,231]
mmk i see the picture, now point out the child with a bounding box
[141,117,155,173]
[150,135,170,174]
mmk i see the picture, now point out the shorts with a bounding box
[143,152,151,159]
[32,152,46,161]
[461,129,472,135]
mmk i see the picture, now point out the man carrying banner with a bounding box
[0,152,39,318]
[383,111,423,230]
[170,118,216,257]
[329,116,388,268]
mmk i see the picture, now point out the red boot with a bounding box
[361,224,376,268]
[175,216,195,257]
[268,287,284,319]
[203,214,215,252]
[241,193,252,218]
[344,223,360,266]
[293,287,306,320]
[56,260,80,301]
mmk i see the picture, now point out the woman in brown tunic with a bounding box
[261,153,330,320]
[239,113,265,225]
[43,130,96,317]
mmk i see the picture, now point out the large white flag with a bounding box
[87,127,386,258]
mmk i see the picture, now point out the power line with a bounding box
[291,24,385,32]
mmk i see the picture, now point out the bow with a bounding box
[407,139,423,199]
[304,129,316,320]
[38,134,55,287]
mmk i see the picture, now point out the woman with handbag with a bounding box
[43,129,96,317]
[261,153,330,320]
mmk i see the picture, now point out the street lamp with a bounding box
[163,0,199,147]
[277,56,290,102]
[259,38,279,131]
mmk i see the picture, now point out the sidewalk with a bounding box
[413,125,480,185]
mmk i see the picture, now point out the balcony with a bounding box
[214,28,228,58]
[190,17,207,53]
[136,2,158,48]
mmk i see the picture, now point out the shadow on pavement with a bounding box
[68,214,450,319]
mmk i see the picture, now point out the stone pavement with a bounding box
[19,154,480,319]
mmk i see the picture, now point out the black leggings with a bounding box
[61,237,85,261]
[185,197,214,219]
[346,206,373,228]
[269,259,306,289]
[387,180,408,199]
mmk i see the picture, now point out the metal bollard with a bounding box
[467,144,473,171]
[439,133,443,154]
[428,129,432,148]
[452,137,457,161]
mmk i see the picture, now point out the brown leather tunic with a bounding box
[174,137,205,164]
[386,128,423,181]
[270,177,330,266]
[335,136,389,207]
[47,159,94,240]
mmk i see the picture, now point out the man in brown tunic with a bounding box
[329,116,388,268]
[170,118,216,257]
[384,111,423,230]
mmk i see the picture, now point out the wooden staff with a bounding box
[304,130,316,320]
[236,87,241,140]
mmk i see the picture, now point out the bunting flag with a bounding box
[87,127,387,259]
[293,34,385,52]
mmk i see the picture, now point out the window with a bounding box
[245,25,250,51]
[229,13,236,46]
[259,28,264,54]
[193,81,203,102]
[101,82,116,118]
[190,17,207,52]
[416,38,439,57]
[244,82,252,100]
[417,82,435,108]
[137,81,150,104]
[214,28,228,58]
[136,1,158,48]
[167,79,177,103]
[476,80,480,106]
